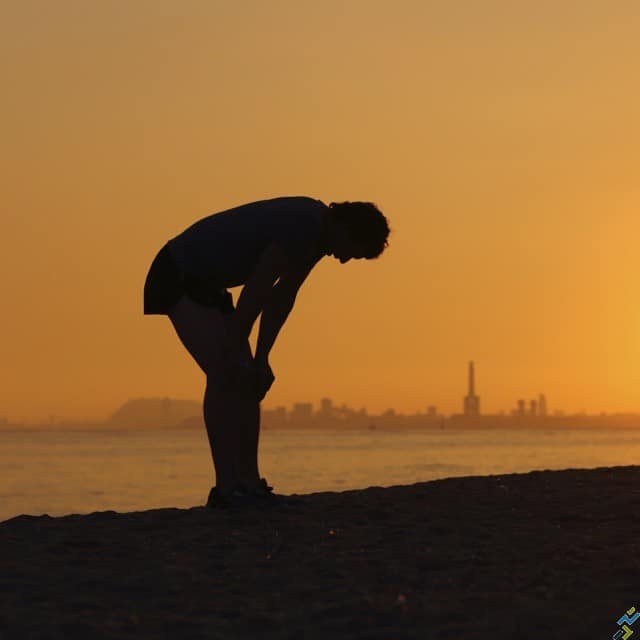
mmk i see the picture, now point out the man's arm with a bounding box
[230,242,290,340]
[254,258,317,362]
[254,294,295,363]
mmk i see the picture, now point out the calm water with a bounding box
[2,426,639,523]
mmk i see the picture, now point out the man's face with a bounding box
[330,223,365,263]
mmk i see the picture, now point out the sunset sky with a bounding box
[2,1,639,423]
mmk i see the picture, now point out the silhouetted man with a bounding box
[143,196,390,507]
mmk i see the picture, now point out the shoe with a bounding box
[253,477,275,497]
[206,485,256,509]
[233,477,273,497]
[246,478,301,507]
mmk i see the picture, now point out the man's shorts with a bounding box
[143,243,234,316]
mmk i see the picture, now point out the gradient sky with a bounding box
[2,1,639,423]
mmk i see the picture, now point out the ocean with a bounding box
[2,426,639,523]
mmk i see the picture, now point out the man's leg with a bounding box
[232,370,261,490]
[203,376,237,492]
[219,333,262,490]
[203,374,261,492]
[168,295,265,494]
[168,296,247,493]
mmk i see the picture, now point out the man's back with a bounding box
[166,196,329,288]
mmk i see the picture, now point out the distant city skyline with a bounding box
[462,360,549,418]
[1,360,637,427]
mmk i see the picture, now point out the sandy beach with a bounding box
[1,465,639,639]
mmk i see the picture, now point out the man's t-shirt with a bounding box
[166,196,329,288]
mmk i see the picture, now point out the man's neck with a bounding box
[321,207,333,256]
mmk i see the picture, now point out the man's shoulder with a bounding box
[267,195,327,210]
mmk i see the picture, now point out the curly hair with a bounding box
[328,201,390,259]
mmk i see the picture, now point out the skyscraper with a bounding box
[463,360,480,416]
[538,394,547,417]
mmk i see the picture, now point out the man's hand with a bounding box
[221,314,257,388]
[222,313,275,401]
[255,359,275,402]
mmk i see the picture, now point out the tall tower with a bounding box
[538,394,547,417]
[463,360,480,416]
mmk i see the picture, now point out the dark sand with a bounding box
[2,466,639,639]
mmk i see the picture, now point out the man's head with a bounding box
[324,201,390,264]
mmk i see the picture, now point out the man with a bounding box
[143,196,390,508]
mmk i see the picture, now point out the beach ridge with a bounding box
[1,465,639,639]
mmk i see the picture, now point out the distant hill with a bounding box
[106,397,202,429]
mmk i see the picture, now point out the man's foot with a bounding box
[205,485,257,509]
[245,477,274,497]
[236,478,273,495]
[242,478,302,507]
[206,478,300,509]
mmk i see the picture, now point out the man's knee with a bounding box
[206,364,254,393]
[205,365,233,390]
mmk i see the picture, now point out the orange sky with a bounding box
[2,1,639,423]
